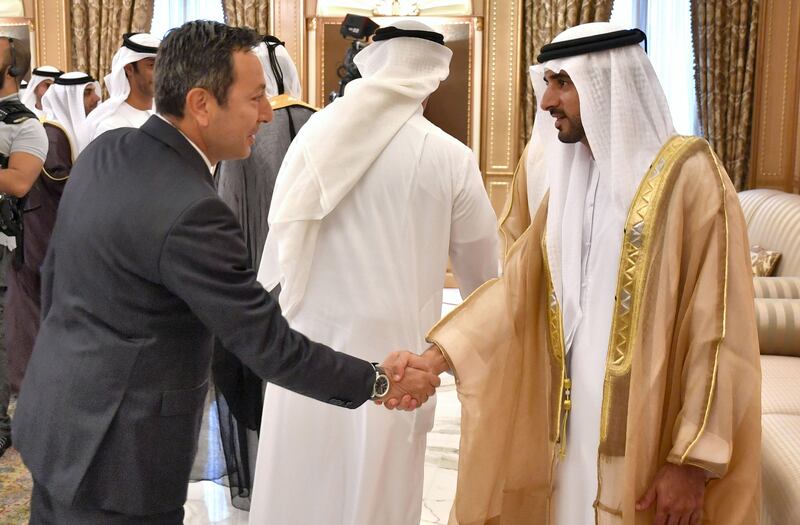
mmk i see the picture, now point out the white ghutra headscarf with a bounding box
[259,20,452,316]
[527,22,675,351]
[41,72,101,157]
[84,32,160,140]
[20,65,62,117]
[253,38,302,99]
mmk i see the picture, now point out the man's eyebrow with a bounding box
[543,72,571,83]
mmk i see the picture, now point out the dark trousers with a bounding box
[30,483,184,525]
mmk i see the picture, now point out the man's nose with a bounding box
[540,85,557,112]
[259,98,274,124]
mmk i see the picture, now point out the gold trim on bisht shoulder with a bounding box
[542,135,706,461]
[599,135,706,456]
[269,94,319,112]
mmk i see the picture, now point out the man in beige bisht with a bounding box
[395,22,762,524]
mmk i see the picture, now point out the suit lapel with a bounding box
[140,115,213,185]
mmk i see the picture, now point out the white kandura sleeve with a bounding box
[449,151,500,297]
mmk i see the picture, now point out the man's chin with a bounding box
[557,131,584,144]
[218,147,253,162]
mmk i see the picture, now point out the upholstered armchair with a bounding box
[738,189,800,525]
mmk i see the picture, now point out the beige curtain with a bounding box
[692,0,760,190]
[223,0,269,35]
[71,0,154,91]
[520,0,613,150]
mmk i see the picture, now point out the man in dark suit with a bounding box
[12,21,438,524]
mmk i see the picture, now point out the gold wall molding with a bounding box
[750,0,800,193]
[481,0,522,214]
[31,0,70,70]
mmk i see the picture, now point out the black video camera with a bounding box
[329,14,379,102]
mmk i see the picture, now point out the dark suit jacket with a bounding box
[12,116,374,516]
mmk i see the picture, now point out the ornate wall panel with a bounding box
[480,0,522,214]
[30,0,71,70]
[749,0,800,193]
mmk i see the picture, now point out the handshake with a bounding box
[375,346,451,411]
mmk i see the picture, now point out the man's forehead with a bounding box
[235,50,266,90]
[237,49,261,70]
[544,69,571,80]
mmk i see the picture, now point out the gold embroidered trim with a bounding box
[42,165,68,182]
[680,143,728,462]
[542,233,569,457]
[594,499,623,517]
[269,94,319,112]
[542,233,565,366]
[42,120,76,164]
[600,135,704,441]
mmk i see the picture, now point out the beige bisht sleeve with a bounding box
[662,146,762,482]
[427,199,555,525]
[498,142,549,260]
[611,142,762,523]
[497,145,531,257]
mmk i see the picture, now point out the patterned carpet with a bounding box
[0,447,31,524]
[0,400,31,525]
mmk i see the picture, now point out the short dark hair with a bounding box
[0,36,30,87]
[154,21,260,118]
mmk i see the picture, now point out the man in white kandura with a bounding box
[249,20,499,525]
[84,32,159,141]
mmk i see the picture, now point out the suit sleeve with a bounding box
[158,196,375,408]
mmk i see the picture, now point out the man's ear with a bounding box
[184,87,214,128]
[123,63,134,79]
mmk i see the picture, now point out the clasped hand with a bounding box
[375,350,443,411]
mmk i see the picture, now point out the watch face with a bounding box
[375,375,390,397]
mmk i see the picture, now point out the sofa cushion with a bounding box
[761,356,800,525]
[754,277,800,299]
[751,246,782,276]
[761,355,800,415]
[755,299,800,357]
[739,190,800,277]
[761,414,800,525]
